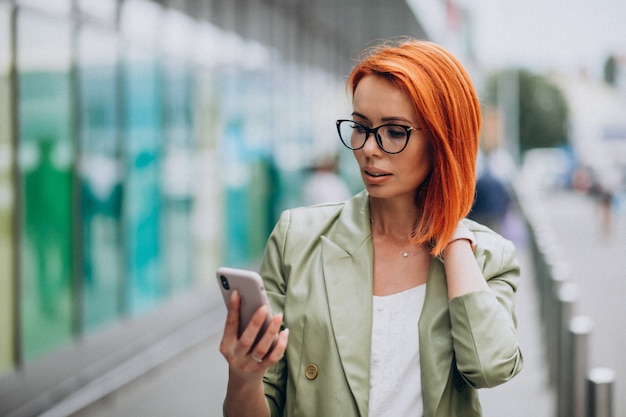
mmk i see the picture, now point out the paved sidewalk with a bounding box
[66,210,554,417]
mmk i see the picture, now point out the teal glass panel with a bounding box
[162,59,192,294]
[122,50,163,315]
[220,93,250,267]
[0,2,15,375]
[17,11,74,360]
[77,26,123,331]
[219,68,276,266]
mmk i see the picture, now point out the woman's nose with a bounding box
[361,133,382,155]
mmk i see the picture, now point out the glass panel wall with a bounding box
[17,10,74,360]
[217,36,278,266]
[122,52,163,314]
[161,10,194,294]
[0,0,350,374]
[120,0,164,314]
[190,22,224,284]
[77,26,123,332]
[0,2,15,375]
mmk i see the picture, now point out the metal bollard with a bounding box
[567,315,594,417]
[530,229,549,300]
[587,367,616,417]
[547,259,570,384]
[543,247,566,322]
[556,282,581,417]
[537,241,556,323]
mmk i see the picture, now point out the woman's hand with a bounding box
[220,290,289,417]
[220,290,289,379]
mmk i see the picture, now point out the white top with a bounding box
[368,284,426,417]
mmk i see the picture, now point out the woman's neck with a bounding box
[369,197,421,241]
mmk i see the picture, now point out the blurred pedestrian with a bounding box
[219,38,522,417]
[469,163,511,234]
[590,164,622,236]
[302,153,351,206]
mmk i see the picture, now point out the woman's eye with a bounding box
[353,124,367,133]
[387,128,405,139]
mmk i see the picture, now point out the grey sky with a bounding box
[410,0,626,77]
[472,0,626,76]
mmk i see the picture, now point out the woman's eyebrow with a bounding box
[351,111,368,120]
[381,116,412,124]
[352,111,412,125]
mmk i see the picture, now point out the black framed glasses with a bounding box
[336,119,419,154]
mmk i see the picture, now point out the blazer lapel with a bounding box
[317,191,454,416]
[419,257,454,416]
[321,192,373,416]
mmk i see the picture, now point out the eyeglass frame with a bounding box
[335,119,421,154]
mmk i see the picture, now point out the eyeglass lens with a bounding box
[337,121,409,154]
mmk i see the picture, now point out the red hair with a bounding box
[347,39,481,255]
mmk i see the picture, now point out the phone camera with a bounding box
[220,275,230,290]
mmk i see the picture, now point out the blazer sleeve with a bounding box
[258,210,291,416]
[448,225,524,389]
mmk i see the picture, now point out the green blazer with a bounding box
[260,191,523,417]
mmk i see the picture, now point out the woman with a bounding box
[220,39,523,417]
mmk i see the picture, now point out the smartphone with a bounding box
[216,267,272,344]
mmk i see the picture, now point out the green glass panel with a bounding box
[0,3,15,375]
[17,11,74,361]
[247,160,275,259]
[77,26,123,332]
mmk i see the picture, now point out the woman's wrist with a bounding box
[225,369,269,417]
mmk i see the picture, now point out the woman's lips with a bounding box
[364,167,390,176]
[363,168,391,183]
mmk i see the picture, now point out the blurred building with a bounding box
[0,0,427,415]
[552,74,626,174]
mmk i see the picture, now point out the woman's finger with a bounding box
[266,328,289,363]
[223,290,241,338]
[249,313,283,359]
[219,291,242,363]
[237,304,270,353]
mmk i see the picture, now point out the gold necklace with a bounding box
[385,237,425,258]
[371,218,425,259]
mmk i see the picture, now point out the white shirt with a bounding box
[368,284,426,417]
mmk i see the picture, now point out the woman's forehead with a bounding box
[352,75,416,120]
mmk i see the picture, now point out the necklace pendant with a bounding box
[402,252,409,258]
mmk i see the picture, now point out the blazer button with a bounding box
[305,364,318,380]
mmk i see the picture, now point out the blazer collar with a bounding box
[419,257,453,415]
